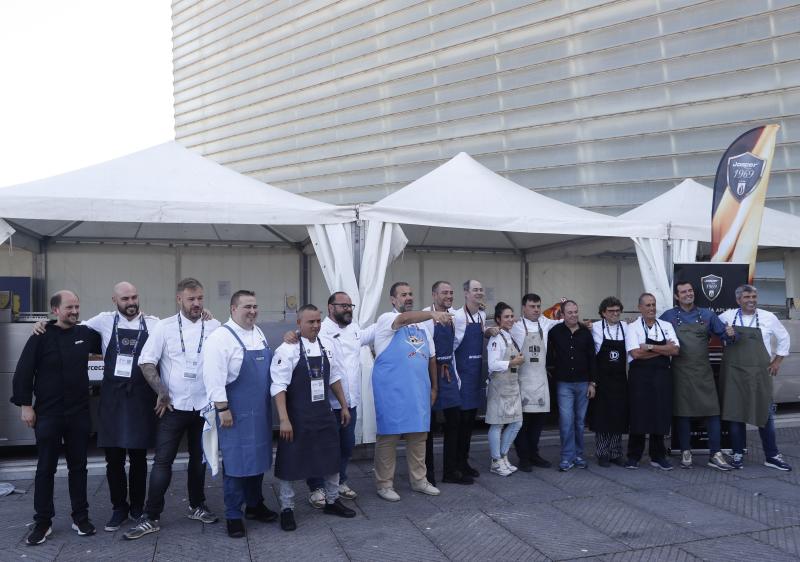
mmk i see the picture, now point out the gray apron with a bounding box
[485,333,523,425]
[672,322,720,417]
[518,319,549,413]
[720,324,772,427]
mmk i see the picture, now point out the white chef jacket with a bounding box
[718,308,790,358]
[510,315,561,353]
[270,337,339,397]
[624,316,679,364]
[373,310,436,358]
[319,316,375,410]
[453,306,486,349]
[591,319,626,354]
[421,305,456,348]
[202,318,270,404]
[84,311,159,355]
[138,312,221,411]
[487,330,522,374]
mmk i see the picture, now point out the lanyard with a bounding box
[113,313,147,355]
[431,303,454,334]
[499,331,521,354]
[177,313,205,354]
[522,317,543,339]
[641,318,665,341]
[299,337,326,379]
[464,305,484,329]
[603,319,624,340]
[735,309,759,328]
[675,307,705,326]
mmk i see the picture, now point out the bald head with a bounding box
[112,281,140,320]
[50,290,80,328]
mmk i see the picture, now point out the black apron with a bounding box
[628,321,672,435]
[274,340,340,481]
[97,315,157,450]
[589,321,628,434]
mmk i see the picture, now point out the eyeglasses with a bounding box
[605,309,622,314]
[332,303,356,310]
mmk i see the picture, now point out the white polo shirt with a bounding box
[373,310,436,358]
[319,316,375,410]
[718,308,790,358]
[624,316,679,364]
[138,312,221,411]
[83,311,159,355]
[202,318,269,404]
[269,337,340,397]
[453,306,486,349]
[591,319,626,354]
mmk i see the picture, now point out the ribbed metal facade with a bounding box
[172,0,800,215]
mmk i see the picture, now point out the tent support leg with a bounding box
[301,253,309,305]
[32,239,48,311]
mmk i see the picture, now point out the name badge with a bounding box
[184,353,199,380]
[115,354,134,378]
[310,378,325,402]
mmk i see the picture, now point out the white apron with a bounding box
[519,318,550,413]
[485,333,523,425]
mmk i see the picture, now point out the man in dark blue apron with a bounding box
[202,290,278,538]
[271,304,356,531]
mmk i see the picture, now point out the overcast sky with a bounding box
[0,1,174,186]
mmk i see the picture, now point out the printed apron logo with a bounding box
[609,350,620,362]
[727,152,765,202]
[700,274,723,301]
[406,334,426,357]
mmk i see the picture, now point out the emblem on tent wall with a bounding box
[727,152,765,202]
[700,274,723,302]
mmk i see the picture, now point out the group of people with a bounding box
[10,276,792,548]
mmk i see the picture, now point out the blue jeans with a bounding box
[675,415,721,454]
[307,407,357,490]
[729,402,779,457]
[222,472,263,520]
[488,421,522,460]
[557,382,589,464]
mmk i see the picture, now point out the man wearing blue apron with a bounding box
[424,281,472,485]
[372,282,451,502]
[271,304,356,531]
[202,290,278,538]
[453,279,489,478]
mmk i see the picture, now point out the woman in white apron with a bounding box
[486,302,524,477]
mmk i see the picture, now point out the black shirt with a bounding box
[11,322,102,416]
[546,323,597,383]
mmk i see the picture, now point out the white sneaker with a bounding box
[376,487,401,502]
[490,459,512,477]
[308,488,325,509]
[502,455,518,473]
[411,480,441,496]
[681,450,692,469]
[338,483,358,500]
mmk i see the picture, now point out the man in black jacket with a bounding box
[11,290,102,545]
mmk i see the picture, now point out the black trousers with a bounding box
[144,409,206,520]
[513,412,546,462]
[627,434,666,461]
[425,406,461,481]
[105,447,148,514]
[33,412,91,524]
[456,408,478,470]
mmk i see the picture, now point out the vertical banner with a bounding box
[710,124,780,281]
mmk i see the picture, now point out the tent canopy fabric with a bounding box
[358,152,665,245]
[620,178,800,247]
[0,142,354,243]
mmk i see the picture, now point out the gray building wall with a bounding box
[172,0,799,215]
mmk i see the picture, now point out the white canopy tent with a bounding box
[620,178,800,313]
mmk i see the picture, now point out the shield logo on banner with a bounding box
[701,274,723,302]
[727,152,765,202]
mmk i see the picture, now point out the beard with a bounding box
[118,303,139,317]
[333,310,352,325]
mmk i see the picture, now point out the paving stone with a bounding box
[349,482,442,521]
[680,482,800,527]
[553,495,702,549]
[422,477,510,510]
[249,521,349,561]
[679,534,799,561]
[748,524,800,557]
[728,476,800,506]
[415,509,547,561]
[154,527,250,562]
[486,504,629,559]
[473,469,574,504]
[593,545,703,561]
[661,465,742,486]
[618,488,767,537]
[332,516,448,561]
[57,535,157,561]
[530,465,633,498]
[584,463,679,492]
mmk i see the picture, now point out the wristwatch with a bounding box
[216,405,229,412]
[646,344,654,351]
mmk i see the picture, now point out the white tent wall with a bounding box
[0,247,33,277]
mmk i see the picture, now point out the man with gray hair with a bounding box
[719,284,792,471]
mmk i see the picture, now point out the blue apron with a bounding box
[373,324,431,434]
[274,340,340,480]
[454,309,485,410]
[217,326,273,478]
[432,319,461,411]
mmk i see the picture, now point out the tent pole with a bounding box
[352,220,363,286]
[301,253,309,305]
[32,238,48,311]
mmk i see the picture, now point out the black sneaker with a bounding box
[226,518,246,538]
[441,470,474,484]
[123,517,160,540]
[245,503,278,523]
[187,504,219,524]
[280,508,296,532]
[129,508,144,522]
[515,459,533,473]
[462,463,480,478]
[323,499,357,518]
[609,457,626,467]
[650,458,673,471]
[26,522,52,546]
[104,509,128,532]
[624,458,639,470]
[71,519,96,536]
[531,455,552,469]
[765,454,793,472]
